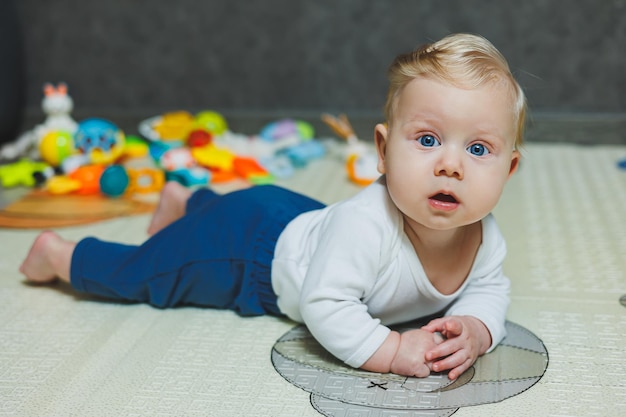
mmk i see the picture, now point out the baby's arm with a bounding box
[361,328,443,377]
[421,315,492,380]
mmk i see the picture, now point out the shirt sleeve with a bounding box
[298,203,392,368]
[444,215,511,351]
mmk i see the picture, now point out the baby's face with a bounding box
[376,76,520,232]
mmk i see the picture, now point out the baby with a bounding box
[20,33,524,380]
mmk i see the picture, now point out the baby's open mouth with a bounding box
[431,193,458,203]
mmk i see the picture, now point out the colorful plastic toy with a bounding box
[159,147,195,171]
[39,83,78,135]
[322,113,379,186]
[122,135,150,159]
[280,140,326,168]
[99,165,130,197]
[187,129,212,148]
[260,119,314,143]
[153,111,194,141]
[191,145,236,171]
[68,164,105,195]
[259,155,295,179]
[232,156,272,184]
[46,175,83,194]
[0,159,51,187]
[193,111,228,136]
[165,167,211,187]
[39,130,75,166]
[126,168,165,194]
[60,154,90,175]
[74,118,126,165]
[1,82,78,161]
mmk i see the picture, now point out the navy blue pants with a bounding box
[70,185,324,316]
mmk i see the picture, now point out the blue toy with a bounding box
[165,167,211,187]
[74,118,126,164]
[279,140,326,168]
[100,165,130,197]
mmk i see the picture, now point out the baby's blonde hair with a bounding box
[384,33,526,149]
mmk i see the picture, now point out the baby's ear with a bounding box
[508,150,521,178]
[374,124,388,174]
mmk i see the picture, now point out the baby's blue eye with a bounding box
[418,135,440,147]
[467,143,489,156]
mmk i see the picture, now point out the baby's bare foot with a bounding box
[147,181,193,235]
[19,231,75,283]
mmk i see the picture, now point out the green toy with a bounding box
[0,159,51,188]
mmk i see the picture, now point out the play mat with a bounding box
[273,320,548,416]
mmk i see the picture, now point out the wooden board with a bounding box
[0,190,156,228]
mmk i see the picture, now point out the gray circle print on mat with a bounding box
[272,320,548,416]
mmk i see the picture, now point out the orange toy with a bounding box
[69,164,105,194]
[127,168,165,194]
[233,157,269,179]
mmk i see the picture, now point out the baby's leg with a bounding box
[19,231,75,283]
[147,181,193,235]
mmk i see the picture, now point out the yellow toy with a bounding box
[153,111,195,141]
[191,144,236,171]
[39,130,76,166]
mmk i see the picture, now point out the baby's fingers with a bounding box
[425,338,460,362]
[431,350,472,380]
[421,317,448,333]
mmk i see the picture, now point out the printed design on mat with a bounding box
[272,321,548,416]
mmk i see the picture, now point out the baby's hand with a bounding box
[389,328,444,377]
[421,316,491,380]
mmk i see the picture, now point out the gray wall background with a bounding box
[14,0,626,140]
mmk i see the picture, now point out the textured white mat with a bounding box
[0,143,625,417]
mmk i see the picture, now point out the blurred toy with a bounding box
[157,146,212,188]
[191,145,236,172]
[99,166,167,196]
[215,130,282,160]
[152,111,194,141]
[139,110,228,143]
[260,119,314,147]
[165,167,211,187]
[233,156,272,184]
[322,113,379,186]
[48,164,165,196]
[193,111,228,136]
[0,159,51,187]
[68,164,105,195]
[618,158,626,170]
[139,112,326,185]
[122,135,150,159]
[39,130,76,166]
[48,164,105,195]
[0,82,78,161]
[127,168,165,194]
[38,83,78,135]
[159,147,194,171]
[187,129,212,147]
[60,154,90,175]
[279,140,326,168]
[99,165,130,197]
[46,176,82,194]
[74,118,126,165]
[258,154,294,179]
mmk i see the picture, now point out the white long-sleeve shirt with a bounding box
[271,177,510,368]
